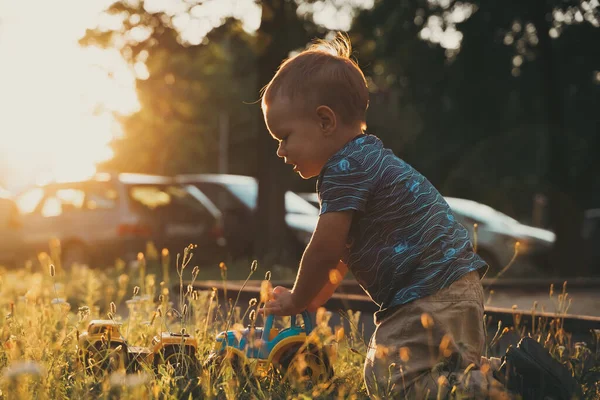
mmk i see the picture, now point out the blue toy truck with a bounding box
[206,311,334,387]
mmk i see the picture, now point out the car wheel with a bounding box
[158,346,199,377]
[88,342,127,376]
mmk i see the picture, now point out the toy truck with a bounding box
[206,311,334,388]
[78,319,198,376]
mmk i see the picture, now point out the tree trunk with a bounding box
[531,0,587,276]
[254,0,295,267]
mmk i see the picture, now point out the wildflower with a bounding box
[249,298,257,307]
[137,252,144,261]
[421,313,434,329]
[161,248,169,257]
[49,264,55,277]
[399,347,410,362]
[260,280,273,303]
[219,262,227,271]
[251,260,258,272]
[186,285,193,295]
[133,286,140,296]
[110,302,117,314]
[181,328,186,335]
[439,334,453,358]
[335,327,345,342]
[182,304,188,316]
[265,271,271,281]
[249,310,256,322]
[192,266,199,278]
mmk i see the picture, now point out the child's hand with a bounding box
[260,286,304,316]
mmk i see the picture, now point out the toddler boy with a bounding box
[260,34,492,398]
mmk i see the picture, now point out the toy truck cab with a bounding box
[209,311,333,386]
[79,320,128,372]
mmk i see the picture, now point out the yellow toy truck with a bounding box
[205,311,334,388]
[78,319,198,376]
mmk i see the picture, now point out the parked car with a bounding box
[297,192,555,275]
[176,174,318,259]
[0,188,23,267]
[11,173,227,268]
[444,197,555,274]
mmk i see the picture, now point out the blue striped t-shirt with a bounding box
[316,134,487,323]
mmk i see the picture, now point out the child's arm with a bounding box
[263,210,353,316]
[306,260,348,311]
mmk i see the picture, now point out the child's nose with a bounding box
[276,143,286,158]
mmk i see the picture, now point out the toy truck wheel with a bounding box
[205,349,250,381]
[88,343,127,375]
[277,343,333,389]
[156,346,198,377]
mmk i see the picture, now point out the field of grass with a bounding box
[0,244,598,399]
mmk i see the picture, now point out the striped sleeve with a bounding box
[318,156,373,215]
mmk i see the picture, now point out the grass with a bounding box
[0,243,597,399]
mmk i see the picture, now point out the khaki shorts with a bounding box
[364,271,496,399]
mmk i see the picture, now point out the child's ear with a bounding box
[316,105,336,135]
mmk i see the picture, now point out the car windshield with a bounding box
[225,183,318,215]
[128,184,211,221]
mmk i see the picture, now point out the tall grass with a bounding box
[0,244,597,399]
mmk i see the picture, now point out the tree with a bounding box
[80,0,335,266]
[352,0,600,275]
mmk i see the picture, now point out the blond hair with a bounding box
[261,33,369,129]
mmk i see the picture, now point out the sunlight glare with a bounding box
[0,0,139,191]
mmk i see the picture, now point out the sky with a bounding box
[0,0,373,192]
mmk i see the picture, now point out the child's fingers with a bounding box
[272,286,288,296]
[261,299,281,315]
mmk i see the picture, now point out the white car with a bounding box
[444,197,555,274]
[298,192,555,274]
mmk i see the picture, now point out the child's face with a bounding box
[264,97,332,179]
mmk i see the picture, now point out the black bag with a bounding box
[495,336,579,400]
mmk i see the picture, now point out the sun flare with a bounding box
[0,0,139,191]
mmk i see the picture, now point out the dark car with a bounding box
[176,174,318,259]
[11,173,226,268]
